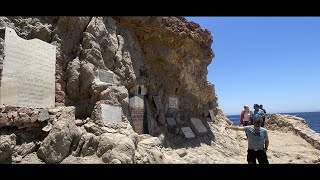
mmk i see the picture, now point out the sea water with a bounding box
[227,112,319,133]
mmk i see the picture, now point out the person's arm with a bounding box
[239,111,244,126]
[264,131,269,152]
[225,125,245,131]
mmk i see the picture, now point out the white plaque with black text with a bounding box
[0,27,56,108]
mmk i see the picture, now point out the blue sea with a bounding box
[227,112,320,133]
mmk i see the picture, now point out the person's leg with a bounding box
[247,150,257,164]
[257,151,269,164]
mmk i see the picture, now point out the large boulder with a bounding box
[37,106,82,163]
[0,134,16,162]
[97,133,135,164]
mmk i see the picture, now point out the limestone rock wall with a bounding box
[266,114,320,150]
[0,16,224,163]
[0,16,219,136]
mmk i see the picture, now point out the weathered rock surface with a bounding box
[1,16,320,164]
[37,106,82,163]
[0,134,16,162]
[266,114,320,150]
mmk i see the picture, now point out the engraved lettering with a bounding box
[0,27,56,108]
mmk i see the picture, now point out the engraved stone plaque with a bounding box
[166,117,177,127]
[181,127,195,138]
[129,95,144,109]
[152,96,163,110]
[209,109,216,122]
[190,118,208,133]
[0,27,56,108]
[169,97,178,108]
[101,104,122,124]
[98,69,114,84]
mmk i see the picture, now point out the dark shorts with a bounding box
[247,149,269,164]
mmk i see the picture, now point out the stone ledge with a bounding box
[266,114,320,150]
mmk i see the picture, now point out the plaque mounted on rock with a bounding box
[166,117,177,127]
[101,104,122,124]
[190,118,208,133]
[129,95,144,109]
[181,127,195,138]
[0,27,56,108]
[98,69,114,84]
[152,96,163,110]
[169,97,178,109]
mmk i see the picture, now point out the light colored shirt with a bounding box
[244,125,268,150]
[243,111,251,122]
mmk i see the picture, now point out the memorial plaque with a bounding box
[98,69,114,84]
[209,109,216,122]
[181,127,195,138]
[101,104,122,124]
[169,97,178,108]
[129,95,145,134]
[0,27,56,108]
[166,117,177,127]
[129,95,144,109]
[190,118,208,133]
[152,96,163,110]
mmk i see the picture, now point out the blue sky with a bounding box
[186,17,320,115]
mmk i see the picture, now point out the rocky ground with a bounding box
[16,115,320,164]
[1,17,319,164]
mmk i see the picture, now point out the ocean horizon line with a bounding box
[226,111,319,116]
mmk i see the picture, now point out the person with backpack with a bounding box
[225,118,269,164]
[240,105,252,126]
[259,104,266,127]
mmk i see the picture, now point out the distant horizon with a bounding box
[226,110,319,116]
[186,17,320,115]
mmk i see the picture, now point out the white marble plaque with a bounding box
[98,69,114,84]
[169,97,178,108]
[209,109,216,122]
[190,118,208,133]
[181,127,195,138]
[152,96,163,110]
[0,27,56,108]
[101,104,122,124]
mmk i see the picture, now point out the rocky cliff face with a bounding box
[0,16,222,163]
[1,17,320,164]
[0,16,218,130]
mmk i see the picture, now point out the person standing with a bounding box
[240,105,252,126]
[225,119,269,164]
[259,104,266,127]
[253,104,265,127]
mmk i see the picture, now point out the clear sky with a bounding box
[186,17,320,115]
